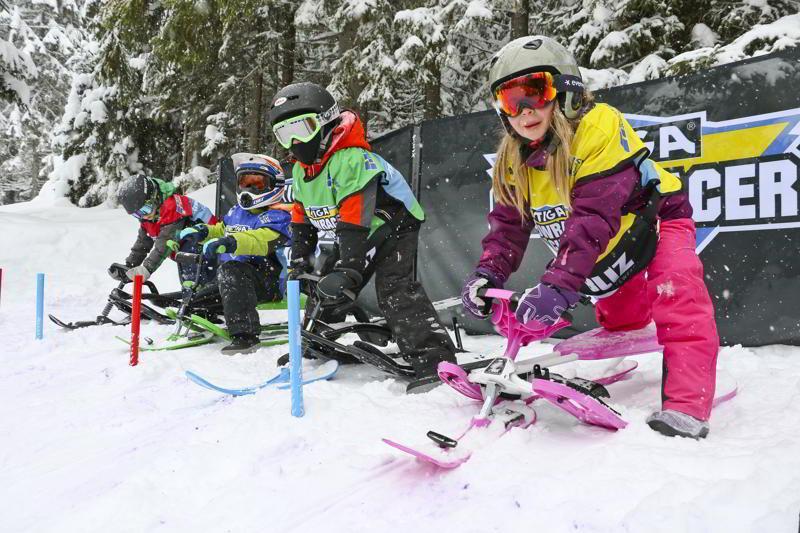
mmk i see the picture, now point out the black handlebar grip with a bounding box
[173,252,201,265]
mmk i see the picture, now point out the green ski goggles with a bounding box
[272,113,323,149]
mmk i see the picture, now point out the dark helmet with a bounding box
[268,82,338,126]
[117,174,161,215]
[268,82,340,165]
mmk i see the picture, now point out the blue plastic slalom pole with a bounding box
[288,280,305,417]
[35,273,44,340]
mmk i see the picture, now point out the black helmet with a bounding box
[268,82,338,126]
[118,174,160,215]
[268,82,340,165]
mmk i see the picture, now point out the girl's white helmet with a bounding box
[489,36,585,119]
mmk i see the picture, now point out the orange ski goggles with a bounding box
[492,72,560,117]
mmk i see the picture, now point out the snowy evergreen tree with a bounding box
[327,0,397,133]
[50,0,172,206]
[394,3,448,120]
[439,0,511,117]
[4,0,797,206]
[0,0,83,204]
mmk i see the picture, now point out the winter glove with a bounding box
[125,265,151,282]
[461,268,504,319]
[108,262,132,281]
[290,223,318,262]
[287,257,312,280]
[515,282,581,326]
[202,236,237,260]
[317,268,362,300]
[178,225,209,247]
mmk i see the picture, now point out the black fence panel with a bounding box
[413,47,800,346]
[217,47,800,346]
[215,157,236,217]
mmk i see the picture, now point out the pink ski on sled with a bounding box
[383,362,637,468]
[385,289,736,468]
[530,379,627,430]
[555,322,662,360]
[486,288,662,362]
[383,410,537,469]
[438,288,660,404]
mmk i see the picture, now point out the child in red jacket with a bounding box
[115,175,216,284]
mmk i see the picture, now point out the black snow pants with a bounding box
[374,216,455,361]
[217,259,282,337]
[321,212,455,361]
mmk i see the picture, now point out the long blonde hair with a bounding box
[492,90,595,217]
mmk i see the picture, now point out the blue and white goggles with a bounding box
[133,203,156,220]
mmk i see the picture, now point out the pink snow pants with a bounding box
[594,218,718,420]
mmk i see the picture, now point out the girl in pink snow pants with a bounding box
[461,35,718,438]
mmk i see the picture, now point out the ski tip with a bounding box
[184,370,257,396]
[712,384,738,408]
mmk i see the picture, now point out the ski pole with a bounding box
[35,273,44,339]
[130,274,143,366]
[171,251,202,337]
[288,279,304,417]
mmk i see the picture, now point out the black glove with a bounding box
[290,223,317,259]
[317,268,362,300]
[288,257,312,280]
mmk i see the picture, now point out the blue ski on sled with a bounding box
[185,360,339,396]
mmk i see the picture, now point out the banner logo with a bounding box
[485,107,800,253]
[305,205,338,231]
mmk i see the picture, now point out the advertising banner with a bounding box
[416,47,800,346]
[217,46,800,346]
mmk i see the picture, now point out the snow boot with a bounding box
[646,409,710,439]
[406,351,457,394]
[221,334,261,356]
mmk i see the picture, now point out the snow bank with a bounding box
[1,192,799,532]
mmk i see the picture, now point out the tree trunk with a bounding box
[248,71,263,152]
[338,19,361,110]
[281,6,296,85]
[361,103,369,137]
[424,63,442,120]
[511,0,530,39]
[181,123,192,172]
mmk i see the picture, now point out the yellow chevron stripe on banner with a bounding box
[662,122,788,171]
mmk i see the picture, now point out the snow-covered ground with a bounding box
[1,188,800,533]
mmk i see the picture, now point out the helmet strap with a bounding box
[554,74,584,94]
[317,119,338,159]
